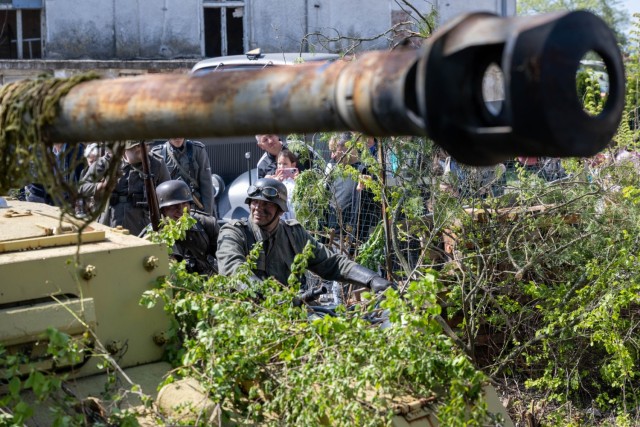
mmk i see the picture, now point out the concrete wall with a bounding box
[40,0,514,60]
[249,0,434,53]
[435,0,516,26]
[45,0,202,59]
[247,0,306,53]
[304,0,393,51]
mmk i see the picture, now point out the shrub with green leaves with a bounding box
[0,328,143,426]
[143,217,496,426]
[439,153,640,421]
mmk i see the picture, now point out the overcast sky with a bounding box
[622,0,640,18]
[620,0,640,34]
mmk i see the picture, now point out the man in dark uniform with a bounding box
[216,177,394,293]
[151,138,215,217]
[78,140,170,236]
[152,180,219,276]
[255,134,285,179]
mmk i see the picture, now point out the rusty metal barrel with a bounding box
[41,11,622,166]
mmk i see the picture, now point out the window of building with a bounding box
[0,1,42,59]
[203,1,245,57]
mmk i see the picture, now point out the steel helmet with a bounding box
[156,180,193,209]
[245,177,288,212]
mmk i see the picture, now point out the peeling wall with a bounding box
[247,1,306,53]
[435,0,516,26]
[41,0,514,60]
[247,0,517,54]
[249,0,432,53]
[45,0,201,59]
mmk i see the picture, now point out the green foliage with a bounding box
[626,13,640,145]
[155,278,484,425]
[517,0,629,45]
[291,168,331,231]
[0,328,142,426]
[440,155,640,421]
[266,120,640,425]
[576,69,604,114]
[355,223,386,270]
[0,329,81,425]
[147,208,197,252]
[147,218,493,426]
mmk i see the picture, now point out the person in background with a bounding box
[80,143,99,179]
[365,136,378,158]
[255,134,286,179]
[516,156,540,175]
[76,142,101,216]
[266,148,299,220]
[79,140,170,236]
[23,143,85,206]
[325,132,381,248]
[325,133,359,227]
[151,138,215,217]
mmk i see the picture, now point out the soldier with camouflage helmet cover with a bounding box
[216,177,395,294]
[78,140,170,236]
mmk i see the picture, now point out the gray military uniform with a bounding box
[173,211,219,275]
[140,211,219,275]
[151,140,214,216]
[79,153,170,236]
[217,218,375,286]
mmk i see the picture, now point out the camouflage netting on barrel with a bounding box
[0,74,125,224]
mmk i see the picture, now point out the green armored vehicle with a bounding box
[0,9,624,426]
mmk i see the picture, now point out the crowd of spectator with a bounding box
[17,134,606,292]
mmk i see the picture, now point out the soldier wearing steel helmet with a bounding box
[78,140,170,236]
[145,180,219,276]
[216,177,395,293]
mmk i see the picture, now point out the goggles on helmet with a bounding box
[247,185,279,198]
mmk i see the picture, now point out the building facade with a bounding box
[434,0,515,27]
[0,0,515,60]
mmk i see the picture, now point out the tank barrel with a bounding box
[47,50,422,141]
[38,11,623,166]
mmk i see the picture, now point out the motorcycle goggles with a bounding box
[247,185,279,199]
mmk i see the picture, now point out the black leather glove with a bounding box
[344,264,377,287]
[369,276,397,293]
[344,264,397,293]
